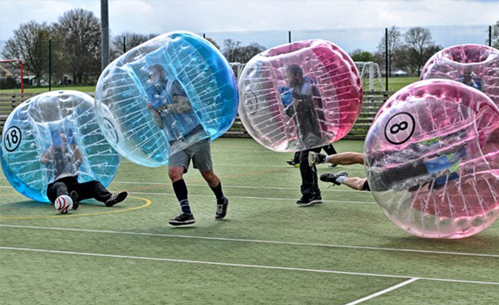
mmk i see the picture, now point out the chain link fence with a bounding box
[0,24,495,91]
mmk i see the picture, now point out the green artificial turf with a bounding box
[1,138,498,304]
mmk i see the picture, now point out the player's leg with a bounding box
[168,150,195,226]
[193,140,229,219]
[309,151,364,167]
[74,180,127,207]
[322,144,338,168]
[297,148,322,206]
[286,152,300,167]
[320,171,369,191]
[48,177,80,210]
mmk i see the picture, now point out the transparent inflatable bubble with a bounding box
[421,44,499,105]
[365,79,499,239]
[238,39,362,152]
[1,91,120,202]
[95,31,238,167]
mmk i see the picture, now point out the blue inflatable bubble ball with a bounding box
[95,31,239,167]
[1,91,120,202]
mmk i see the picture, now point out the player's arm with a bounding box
[40,149,52,164]
[166,80,193,114]
[169,95,192,113]
[72,146,84,168]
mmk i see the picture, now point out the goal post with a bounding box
[354,61,385,92]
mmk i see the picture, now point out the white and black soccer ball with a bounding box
[54,195,73,214]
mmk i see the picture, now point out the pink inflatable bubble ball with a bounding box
[421,44,499,105]
[238,39,363,152]
[366,79,499,239]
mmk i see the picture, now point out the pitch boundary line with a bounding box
[128,191,376,204]
[0,246,498,286]
[1,224,498,259]
[117,181,369,194]
[345,278,420,304]
[0,189,375,204]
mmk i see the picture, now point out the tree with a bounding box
[350,49,374,62]
[205,37,220,50]
[376,26,402,76]
[111,32,157,60]
[491,20,499,49]
[405,27,434,75]
[53,9,101,84]
[222,39,265,63]
[2,21,51,86]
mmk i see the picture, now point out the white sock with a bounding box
[336,176,347,184]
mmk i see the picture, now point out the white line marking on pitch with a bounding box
[0,177,368,195]
[128,191,376,204]
[0,246,498,286]
[345,278,420,305]
[1,224,498,259]
[113,181,369,194]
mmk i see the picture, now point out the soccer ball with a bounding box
[54,195,73,214]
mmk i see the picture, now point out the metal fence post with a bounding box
[100,0,110,70]
[385,28,389,91]
[288,31,291,43]
[489,25,492,47]
[48,39,52,91]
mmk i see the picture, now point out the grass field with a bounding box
[0,77,420,95]
[386,77,420,92]
[1,138,498,304]
[0,86,96,94]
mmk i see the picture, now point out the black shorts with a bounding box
[363,180,370,191]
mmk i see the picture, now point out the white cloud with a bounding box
[1,0,497,43]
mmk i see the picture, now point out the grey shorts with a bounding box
[169,139,213,173]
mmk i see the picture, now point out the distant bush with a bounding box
[0,77,18,89]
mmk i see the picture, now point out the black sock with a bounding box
[172,179,191,214]
[210,182,225,201]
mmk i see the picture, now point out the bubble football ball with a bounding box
[421,44,499,105]
[95,31,239,167]
[1,91,120,202]
[54,195,73,214]
[238,39,362,152]
[365,79,499,239]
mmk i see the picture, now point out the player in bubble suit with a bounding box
[41,129,128,209]
[283,64,327,206]
[458,66,484,92]
[146,64,229,226]
[309,130,469,192]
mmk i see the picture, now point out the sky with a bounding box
[0,0,498,53]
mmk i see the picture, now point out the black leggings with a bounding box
[47,176,112,204]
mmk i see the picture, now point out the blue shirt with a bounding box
[146,79,204,144]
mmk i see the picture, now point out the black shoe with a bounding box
[105,191,128,207]
[320,171,348,185]
[308,152,326,167]
[329,163,338,168]
[286,160,299,167]
[70,191,79,210]
[169,213,195,226]
[215,197,229,220]
[296,194,322,207]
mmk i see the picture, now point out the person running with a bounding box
[146,64,229,226]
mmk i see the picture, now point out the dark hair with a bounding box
[147,64,165,75]
[287,64,303,78]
